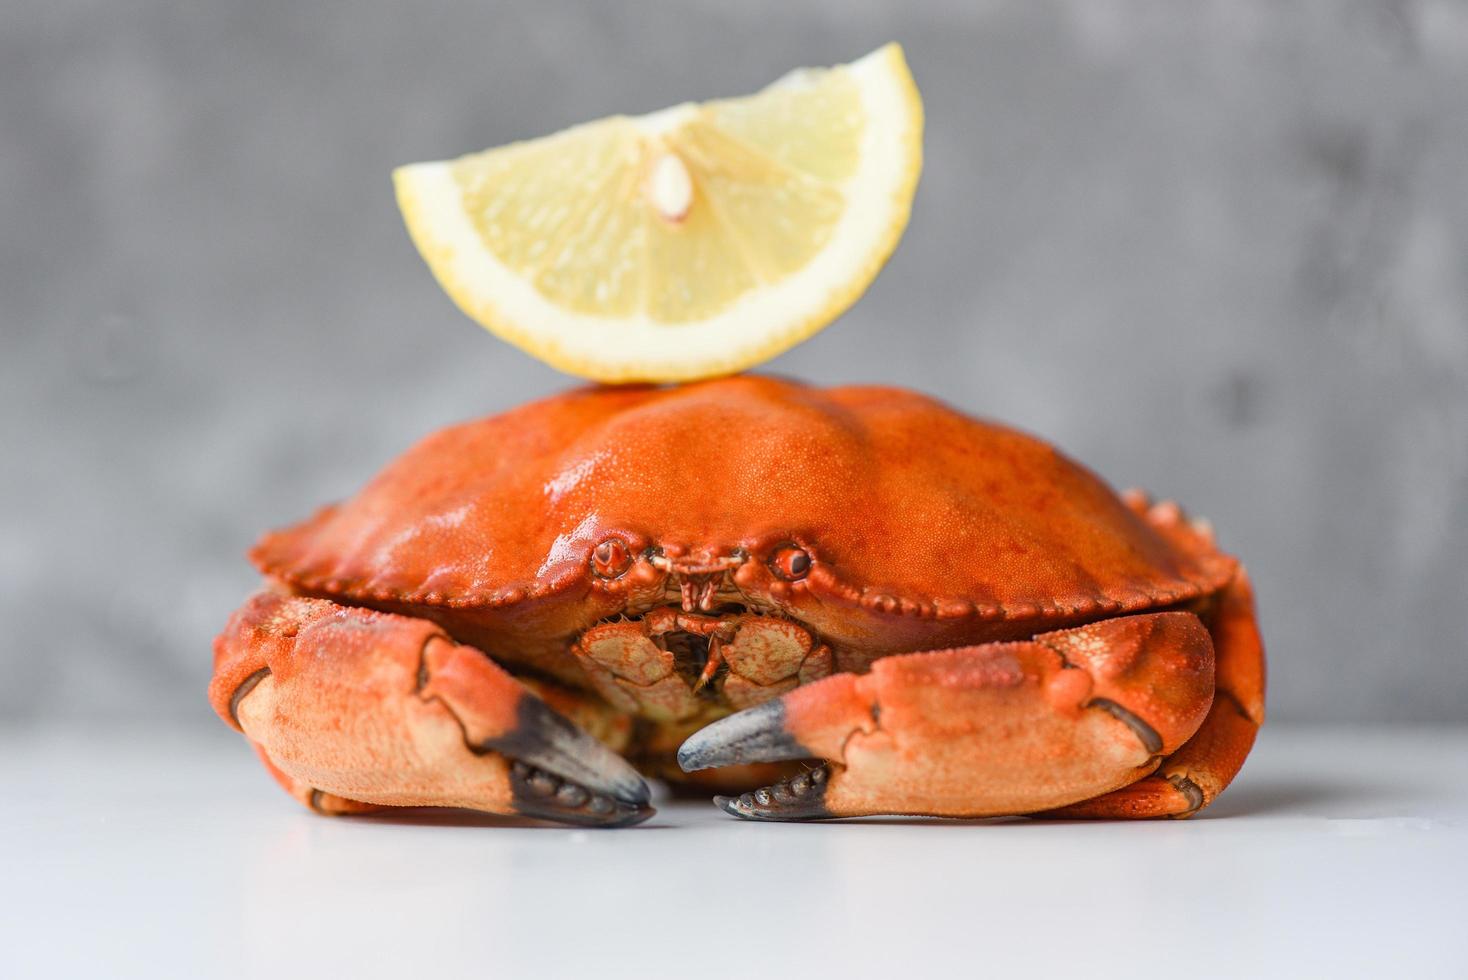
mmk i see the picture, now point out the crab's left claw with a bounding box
[679,612,1218,820]
[212,591,653,827]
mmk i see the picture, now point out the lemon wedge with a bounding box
[394,43,923,382]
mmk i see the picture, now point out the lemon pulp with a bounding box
[394,42,923,382]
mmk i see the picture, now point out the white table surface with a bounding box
[3,724,1465,979]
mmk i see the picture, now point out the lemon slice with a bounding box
[394,43,923,382]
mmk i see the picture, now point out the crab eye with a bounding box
[592,537,633,579]
[769,544,811,581]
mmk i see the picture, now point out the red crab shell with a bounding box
[253,375,1235,688]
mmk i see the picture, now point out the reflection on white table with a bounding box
[3,725,1465,979]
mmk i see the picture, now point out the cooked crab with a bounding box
[210,376,1264,826]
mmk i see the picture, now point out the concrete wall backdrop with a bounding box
[3,0,1466,727]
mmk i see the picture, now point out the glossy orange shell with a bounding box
[255,376,1234,657]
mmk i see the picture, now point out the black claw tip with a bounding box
[1167,774,1206,816]
[228,667,271,728]
[710,766,833,821]
[1088,697,1164,755]
[677,699,807,771]
[510,762,654,828]
[514,797,654,828]
[482,697,651,807]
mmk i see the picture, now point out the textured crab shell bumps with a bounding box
[252,376,1236,650]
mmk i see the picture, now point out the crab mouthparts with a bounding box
[660,626,728,695]
[648,553,745,613]
[679,576,722,612]
[573,603,829,721]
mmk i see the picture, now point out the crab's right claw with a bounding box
[679,612,1217,820]
[211,591,653,828]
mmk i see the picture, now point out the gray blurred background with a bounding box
[4,0,1466,729]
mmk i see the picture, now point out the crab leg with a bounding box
[678,612,1216,820]
[1037,568,1265,818]
[210,590,652,827]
